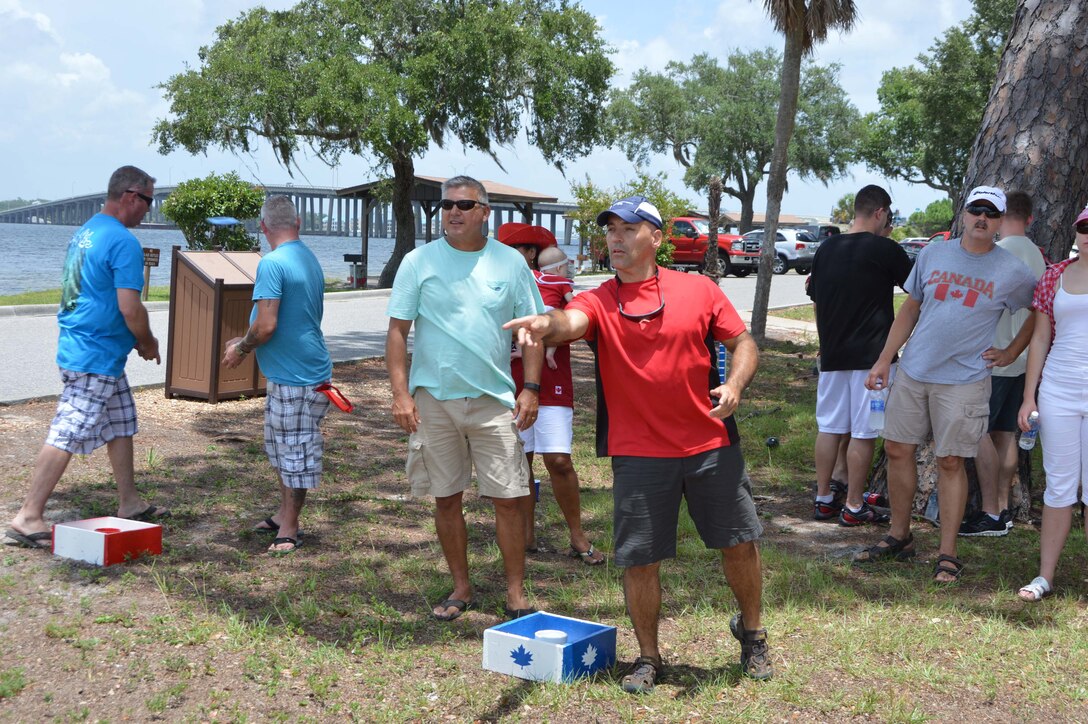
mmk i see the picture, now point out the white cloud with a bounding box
[0,0,62,44]
[56,52,111,87]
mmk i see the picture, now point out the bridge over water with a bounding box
[0,184,580,243]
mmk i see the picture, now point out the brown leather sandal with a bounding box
[621,656,661,694]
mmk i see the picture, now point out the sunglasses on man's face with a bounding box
[965,204,1002,220]
[126,189,153,207]
[439,199,487,211]
[1076,222,1088,235]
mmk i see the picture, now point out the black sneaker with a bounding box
[814,480,846,521]
[729,613,773,680]
[1000,509,1014,530]
[838,501,890,527]
[958,511,1009,537]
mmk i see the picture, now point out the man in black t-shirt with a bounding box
[807,185,913,525]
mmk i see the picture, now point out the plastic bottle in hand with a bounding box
[869,387,888,433]
[1019,411,1040,450]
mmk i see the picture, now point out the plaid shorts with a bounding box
[46,369,138,455]
[263,380,331,489]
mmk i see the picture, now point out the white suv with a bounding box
[740,228,820,275]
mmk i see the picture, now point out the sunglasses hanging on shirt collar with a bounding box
[614,270,665,321]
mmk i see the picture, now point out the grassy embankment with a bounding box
[0,280,358,307]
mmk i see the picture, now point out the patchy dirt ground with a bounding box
[0,340,1079,722]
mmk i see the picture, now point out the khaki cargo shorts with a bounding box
[883,371,990,458]
[406,389,530,499]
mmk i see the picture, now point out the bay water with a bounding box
[0,223,583,298]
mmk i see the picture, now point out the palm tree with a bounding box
[750,0,857,339]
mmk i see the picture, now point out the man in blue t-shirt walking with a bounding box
[7,166,163,549]
[223,195,333,556]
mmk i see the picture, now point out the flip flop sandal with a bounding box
[621,656,661,694]
[253,518,305,538]
[268,536,302,556]
[852,533,915,563]
[127,504,171,523]
[432,597,476,621]
[5,529,51,550]
[503,606,538,621]
[568,544,606,566]
[1018,576,1051,602]
[933,554,964,583]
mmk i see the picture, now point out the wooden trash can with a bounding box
[165,246,266,402]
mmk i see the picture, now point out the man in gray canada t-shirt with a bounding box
[854,186,1038,584]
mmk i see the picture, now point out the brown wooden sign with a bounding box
[143,248,160,267]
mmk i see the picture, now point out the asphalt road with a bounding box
[0,272,814,404]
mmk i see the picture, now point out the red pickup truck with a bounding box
[668,217,758,277]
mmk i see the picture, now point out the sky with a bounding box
[1,0,975,219]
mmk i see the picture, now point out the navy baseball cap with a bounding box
[596,195,663,229]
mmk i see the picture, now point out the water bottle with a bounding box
[868,387,888,433]
[1019,411,1040,450]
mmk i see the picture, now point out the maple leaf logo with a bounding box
[510,645,533,668]
[581,643,598,669]
[950,289,964,299]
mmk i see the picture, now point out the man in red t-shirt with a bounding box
[505,196,769,691]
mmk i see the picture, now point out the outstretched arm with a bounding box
[504,308,590,348]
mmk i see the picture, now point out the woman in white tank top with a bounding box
[1016,212,1088,601]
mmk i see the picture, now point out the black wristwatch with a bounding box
[523,382,541,392]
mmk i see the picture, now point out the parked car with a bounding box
[798,224,842,241]
[740,228,820,274]
[668,217,758,277]
[900,236,929,245]
[900,240,927,263]
[926,231,952,244]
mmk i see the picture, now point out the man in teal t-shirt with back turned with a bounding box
[7,165,164,550]
[223,195,333,556]
[386,175,544,622]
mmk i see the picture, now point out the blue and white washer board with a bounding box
[482,611,616,683]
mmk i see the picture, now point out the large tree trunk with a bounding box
[868,439,1036,522]
[736,184,757,234]
[959,1,1088,259]
[378,152,418,289]
[751,25,804,340]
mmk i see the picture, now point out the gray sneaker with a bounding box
[729,613,773,680]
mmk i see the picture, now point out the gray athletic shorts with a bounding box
[46,369,137,455]
[611,444,762,568]
[264,380,331,489]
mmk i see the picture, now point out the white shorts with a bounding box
[519,405,574,455]
[815,365,896,439]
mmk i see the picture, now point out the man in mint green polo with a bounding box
[385,175,544,622]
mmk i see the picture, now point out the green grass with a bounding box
[0,667,26,700]
[0,286,172,306]
[773,292,909,322]
[0,279,360,306]
[0,276,365,304]
[1,344,1085,720]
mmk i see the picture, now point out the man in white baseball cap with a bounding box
[856,185,1039,584]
